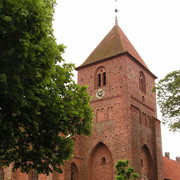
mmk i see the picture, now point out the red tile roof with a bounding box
[77,25,149,70]
[163,156,180,180]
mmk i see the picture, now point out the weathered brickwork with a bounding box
[71,52,164,180]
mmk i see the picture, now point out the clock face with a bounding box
[96,89,105,99]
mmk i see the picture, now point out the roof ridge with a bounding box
[116,25,126,52]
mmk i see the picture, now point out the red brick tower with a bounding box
[68,24,164,180]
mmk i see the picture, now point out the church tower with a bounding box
[70,23,164,180]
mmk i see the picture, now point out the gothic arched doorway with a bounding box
[141,145,153,180]
[88,142,113,180]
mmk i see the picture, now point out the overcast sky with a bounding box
[53,0,180,160]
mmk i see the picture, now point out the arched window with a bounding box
[98,74,101,86]
[71,163,78,180]
[29,170,38,180]
[101,157,106,165]
[95,67,107,88]
[0,167,4,180]
[139,72,146,93]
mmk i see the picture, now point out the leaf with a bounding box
[0,73,7,82]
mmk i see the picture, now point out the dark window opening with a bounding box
[101,157,106,165]
[142,96,145,102]
[103,72,106,85]
[140,79,144,90]
[98,74,101,86]
[141,159,143,167]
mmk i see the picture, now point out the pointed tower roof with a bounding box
[76,25,149,70]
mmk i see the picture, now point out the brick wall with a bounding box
[72,53,164,180]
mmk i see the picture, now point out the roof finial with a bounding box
[115,0,118,25]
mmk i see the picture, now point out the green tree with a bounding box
[115,160,139,180]
[155,70,180,132]
[0,0,93,175]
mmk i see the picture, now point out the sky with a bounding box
[53,0,180,160]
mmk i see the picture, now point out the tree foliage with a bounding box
[115,160,139,180]
[0,0,93,175]
[155,70,180,132]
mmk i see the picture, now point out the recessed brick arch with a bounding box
[88,142,113,180]
[141,144,153,180]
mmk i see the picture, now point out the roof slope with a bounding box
[163,157,180,180]
[77,25,148,69]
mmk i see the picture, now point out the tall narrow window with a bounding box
[98,74,101,86]
[95,67,107,88]
[140,79,143,90]
[139,72,146,93]
[101,157,106,165]
[103,72,106,85]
